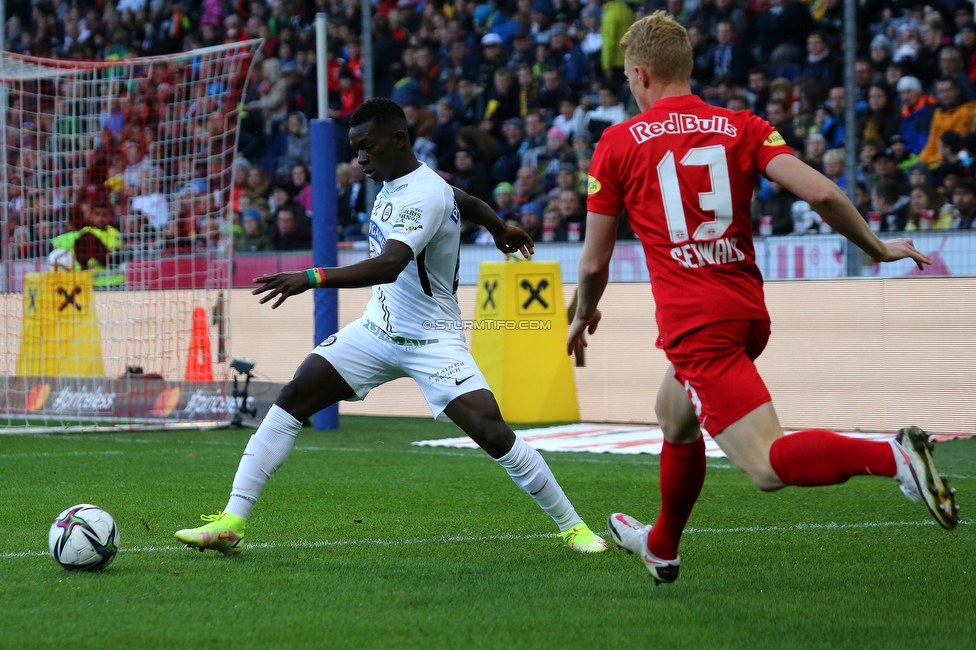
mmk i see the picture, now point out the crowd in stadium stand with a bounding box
[4,0,976,261]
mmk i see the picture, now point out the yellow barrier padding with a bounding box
[17,271,105,377]
[470,260,579,423]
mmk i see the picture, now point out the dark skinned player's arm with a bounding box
[252,240,414,308]
[452,185,506,236]
[317,240,414,288]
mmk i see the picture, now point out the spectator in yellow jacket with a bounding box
[918,77,976,164]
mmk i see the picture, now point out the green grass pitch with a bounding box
[1,416,974,649]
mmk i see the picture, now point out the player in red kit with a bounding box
[570,12,959,585]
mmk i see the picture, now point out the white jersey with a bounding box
[363,163,463,341]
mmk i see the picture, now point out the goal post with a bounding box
[0,41,262,432]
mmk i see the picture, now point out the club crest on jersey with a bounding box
[587,175,601,195]
[382,204,394,222]
[763,131,786,146]
[629,113,737,144]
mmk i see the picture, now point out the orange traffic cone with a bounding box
[185,306,214,382]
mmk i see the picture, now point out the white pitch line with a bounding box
[0,451,123,459]
[3,519,968,560]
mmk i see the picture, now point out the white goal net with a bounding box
[0,41,262,432]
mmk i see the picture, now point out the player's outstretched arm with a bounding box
[568,210,619,356]
[764,154,932,270]
[452,185,535,258]
[252,240,414,308]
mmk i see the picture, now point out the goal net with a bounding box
[0,41,262,432]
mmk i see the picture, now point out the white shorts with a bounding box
[312,317,492,422]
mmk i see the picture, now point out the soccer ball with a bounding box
[48,504,120,571]
[47,248,75,271]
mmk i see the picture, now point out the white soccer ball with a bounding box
[49,504,120,571]
[47,248,75,271]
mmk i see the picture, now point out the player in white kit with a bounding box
[176,98,608,555]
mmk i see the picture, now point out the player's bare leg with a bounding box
[175,355,355,554]
[444,389,608,552]
[608,365,703,583]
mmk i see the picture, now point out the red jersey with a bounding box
[587,94,793,347]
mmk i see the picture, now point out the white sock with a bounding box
[225,404,302,519]
[495,436,581,532]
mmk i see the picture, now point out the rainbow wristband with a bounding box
[306,267,327,288]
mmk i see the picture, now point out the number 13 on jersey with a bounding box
[658,144,734,243]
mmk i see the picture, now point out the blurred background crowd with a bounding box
[4,0,976,260]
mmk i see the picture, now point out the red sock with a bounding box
[769,429,897,487]
[646,436,706,561]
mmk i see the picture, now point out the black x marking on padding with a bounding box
[520,278,549,309]
[27,287,38,312]
[482,279,498,309]
[57,286,83,312]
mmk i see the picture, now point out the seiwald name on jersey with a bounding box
[586,95,794,347]
[363,163,464,341]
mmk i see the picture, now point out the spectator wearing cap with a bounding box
[492,182,519,220]
[548,162,579,201]
[493,117,528,183]
[870,34,894,73]
[897,76,938,155]
[870,147,910,197]
[857,83,902,145]
[519,201,543,240]
[887,134,918,171]
[918,77,976,164]
[479,34,510,93]
[547,24,590,92]
[907,161,931,189]
[236,209,273,252]
[600,0,634,85]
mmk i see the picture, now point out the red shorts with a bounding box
[662,319,772,436]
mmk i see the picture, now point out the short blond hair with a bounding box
[619,11,693,84]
